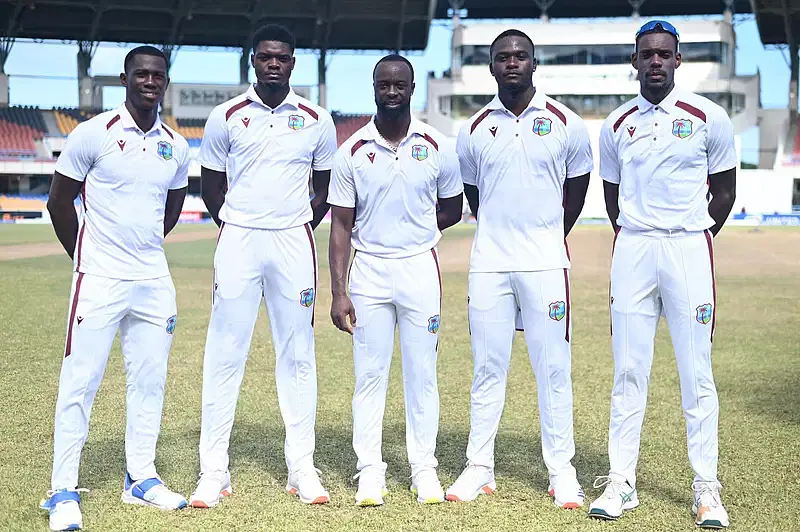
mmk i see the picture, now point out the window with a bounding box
[449,94,495,120]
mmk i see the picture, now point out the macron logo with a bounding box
[489,126,498,137]
[367,152,375,163]
[627,125,636,137]
[241,117,251,128]
[117,140,126,151]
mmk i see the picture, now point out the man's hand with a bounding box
[331,293,357,334]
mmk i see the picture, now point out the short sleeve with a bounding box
[197,107,229,172]
[706,108,737,174]
[328,147,356,209]
[456,124,478,186]
[437,137,464,199]
[312,113,338,171]
[171,144,190,190]
[54,121,97,181]
[599,119,621,184]
[565,118,594,179]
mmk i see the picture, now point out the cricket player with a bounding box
[40,46,190,531]
[328,55,464,506]
[189,24,337,507]
[588,21,736,529]
[446,29,592,508]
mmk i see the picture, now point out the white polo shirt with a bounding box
[329,118,463,259]
[54,105,189,280]
[457,90,593,273]
[599,87,737,232]
[198,85,337,230]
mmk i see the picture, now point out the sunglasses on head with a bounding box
[635,20,680,41]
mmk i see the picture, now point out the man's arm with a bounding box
[437,194,463,231]
[603,181,621,234]
[164,187,188,236]
[464,184,479,218]
[707,168,736,236]
[47,172,84,259]
[201,167,226,227]
[563,172,590,237]
[310,169,331,229]
[329,206,357,334]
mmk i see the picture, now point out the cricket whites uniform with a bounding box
[329,119,463,490]
[196,86,337,481]
[598,88,736,487]
[455,90,592,490]
[50,106,189,492]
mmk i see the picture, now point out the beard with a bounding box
[376,99,410,118]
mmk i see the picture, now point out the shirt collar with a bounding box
[245,84,300,111]
[637,86,681,114]
[487,88,547,114]
[118,104,163,135]
[364,115,427,144]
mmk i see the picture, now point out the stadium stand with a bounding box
[0,194,48,211]
[0,106,47,158]
[53,108,100,135]
[332,113,372,145]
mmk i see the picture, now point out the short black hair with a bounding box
[124,46,168,74]
[252,24,296,53]
[490,29,534,58]
[372,54,415,82]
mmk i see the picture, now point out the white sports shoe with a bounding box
[39,489,87,531]
[410,469,445,504]
[588,476,639,520]
[286,468,330,504]
[121,474,187,510]
[189,470,232,509]
[445,463,496,502]
[548,474,585,509]
[693,481,730,529]
[354,469,389,507]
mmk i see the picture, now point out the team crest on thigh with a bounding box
[300,287,315,307]
[411,144,429,161]
[427,314,440,334]
[548,301,566,321]
[288,115,305,131]
[533,117,552,136]
[166,315,177,334]
[696,303,713,325]
[672,119,693,139]
[157,141,173,161]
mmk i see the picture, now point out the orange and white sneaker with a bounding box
[445,463,496,502]
[286,468,330,505]
[189,470,232,509]
[548,474,585,509]
[692,481,729,529]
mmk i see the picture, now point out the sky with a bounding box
[3,14,793,165]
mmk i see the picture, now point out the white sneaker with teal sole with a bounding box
[693,481,730,529]
[445,463,496,502]
[588,476,639,520]
[410,469,444,504]
[39,489,87,531]
[121,474,187,510]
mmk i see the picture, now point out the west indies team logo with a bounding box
[300,287,315,308]
[672,118,693,139]
[288,115,305,131]
[166,315,177,335]
[427,314,440,334]
[411,144,429,161]
[533,117,552,136]
[696,303,713,325]
[548,301,566,321]
[157,141,173,161]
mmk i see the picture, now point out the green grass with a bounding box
[0,223,214,246]
[0,225,798,531]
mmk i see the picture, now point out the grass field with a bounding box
[1,223,798,531]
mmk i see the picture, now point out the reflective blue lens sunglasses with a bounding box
[635,19,680,41]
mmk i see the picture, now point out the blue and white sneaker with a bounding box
[121,473,187,510]
[39,488,87,531]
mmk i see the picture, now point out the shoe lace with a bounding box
[692,481,722,508]
[455,463,487,487]
[593,476,626,499]
[45,488,89,499]
[297,467,324,490]
[198,470,228,487]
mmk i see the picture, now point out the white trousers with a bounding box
[199,223,318,474]
[608,228,718,487]
[51,272,177,490]
[466,269,576,478]
[350,250,442,477]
